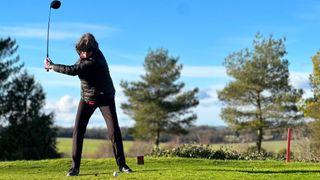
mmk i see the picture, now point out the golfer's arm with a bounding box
[52,60,95,76]
[52,64,78,76]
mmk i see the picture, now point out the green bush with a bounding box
[274,148,294,161]
[149,144,299,161]
[149,144,317,162]
[150,147,171,157]
[171,144,212,158]
[241,146,274,160]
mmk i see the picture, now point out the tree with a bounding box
[301,51,320,119]
[0,71,60,160]
[120,49,199,147]
[300,51,320,156]
[0,37,23,124]
[217,34,303,152]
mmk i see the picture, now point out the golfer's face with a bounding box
[80,51,93,58]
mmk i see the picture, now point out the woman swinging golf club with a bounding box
[44,33,132,176]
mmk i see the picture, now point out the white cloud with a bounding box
[290,71,310,89]
[44,95,78,126]
[192,85,226,126]
[45,91,225,128]
[44,94,134,128]
[56,95,77,112]
[195,104,226,126]
[290,71,312,98]
[0,22,118,40]
[0,26,78,40]
[46,96,78,112]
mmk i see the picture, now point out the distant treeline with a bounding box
[56,125,291,143]
[56,126,134,140]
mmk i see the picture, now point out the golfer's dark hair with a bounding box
[75,33,99,52]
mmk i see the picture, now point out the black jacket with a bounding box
[52,50,115,103]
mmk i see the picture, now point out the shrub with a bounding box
[149,144,283,161]
[150,147,171,157]
[149,143,320,162]
[170,144,212,158]
[241,146,273,160]
[274,148,294,161]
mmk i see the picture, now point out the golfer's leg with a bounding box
[72,101,96,169]
[99,100,126,166]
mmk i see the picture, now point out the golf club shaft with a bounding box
[46,7,52,58]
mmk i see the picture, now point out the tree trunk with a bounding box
[256,91,263,153]
[256,128,263,153]
[155,128,160,148]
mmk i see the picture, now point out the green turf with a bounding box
[57,138,105,156]
[57,138,134,157]
[0,157,320,179]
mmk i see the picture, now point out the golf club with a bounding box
[46,0,61,60]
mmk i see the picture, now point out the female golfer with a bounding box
[44,33,132,176]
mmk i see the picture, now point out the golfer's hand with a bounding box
[44,57,54,71]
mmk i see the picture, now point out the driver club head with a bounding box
[50,0,61,9]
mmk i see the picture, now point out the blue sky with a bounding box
[1,0,319,127]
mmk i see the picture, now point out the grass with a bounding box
[1,157,320,179]
[57,138,106,156]
[57,138,134,157]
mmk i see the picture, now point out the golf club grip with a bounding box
[45,56,49,72]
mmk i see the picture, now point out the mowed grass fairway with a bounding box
[1,157,320,179]
[57,138,134,157]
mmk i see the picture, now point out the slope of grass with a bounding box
[57,138,105,156]
[57,138,134,157]
[0,157,320,179]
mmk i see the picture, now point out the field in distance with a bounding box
[57,138,300,158]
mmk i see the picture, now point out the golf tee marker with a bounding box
[286,128,291,162]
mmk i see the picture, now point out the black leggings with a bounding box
[71,98,126,169]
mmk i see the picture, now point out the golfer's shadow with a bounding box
[80,169,161,176]
[80,171,142,176]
